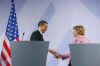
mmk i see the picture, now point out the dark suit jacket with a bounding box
[30,30,44,41]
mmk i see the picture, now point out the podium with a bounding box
[70,44,100,66]
[10,41,49,66]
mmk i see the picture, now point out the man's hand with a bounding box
[49,48,61,59]
[49,48,57,55]
[49,48,70,59]
[54,53,62,59]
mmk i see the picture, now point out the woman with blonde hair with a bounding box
[72,25,89,44]
[49,25,89,66]
[67,25,89,66]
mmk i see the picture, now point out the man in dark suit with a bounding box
[30,20,48,41]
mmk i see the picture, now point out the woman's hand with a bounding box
[62,54,71,60]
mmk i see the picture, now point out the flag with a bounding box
[0,0,19,66]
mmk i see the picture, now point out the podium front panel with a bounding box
[11,41,49,66]
[70,44,100,66]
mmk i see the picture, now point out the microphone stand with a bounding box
[22,32,25,41]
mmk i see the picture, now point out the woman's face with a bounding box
[73,29,78,37]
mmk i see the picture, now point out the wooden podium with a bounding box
[10,41,49,66]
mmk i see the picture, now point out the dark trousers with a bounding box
[68,60,72,66]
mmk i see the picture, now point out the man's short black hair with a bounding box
[38,20,48,27]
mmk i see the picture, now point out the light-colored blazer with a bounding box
[65,35,89,59]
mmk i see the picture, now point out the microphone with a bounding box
[23,32,25,36]
[22,32,25,41]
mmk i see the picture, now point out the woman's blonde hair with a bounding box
[73,25,85,35]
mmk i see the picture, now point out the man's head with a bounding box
[38,20,48,33]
